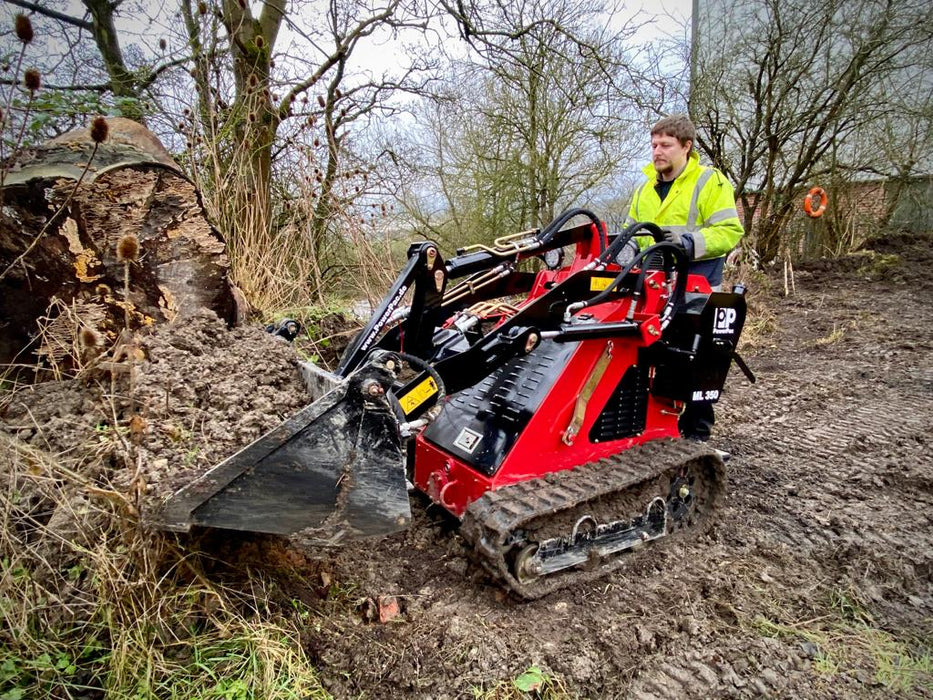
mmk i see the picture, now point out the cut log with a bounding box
[0,118,242,369]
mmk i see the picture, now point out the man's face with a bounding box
[651,132,692,180]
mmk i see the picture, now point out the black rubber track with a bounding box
[460,439,726,599]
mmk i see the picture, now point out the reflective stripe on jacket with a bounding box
[625,151,743,261]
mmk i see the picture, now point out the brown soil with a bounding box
[2,233,931,698]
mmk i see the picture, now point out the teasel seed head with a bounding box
[15,14,33,44]
[116,234,140,262]
[79,326,100,349]
[90,116,109,143]
[23,68,40,92]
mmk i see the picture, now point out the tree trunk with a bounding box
[219,0,285,248]
[82,0,144,121]
[0,118,242,369]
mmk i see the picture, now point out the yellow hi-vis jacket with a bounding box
[626,151,743,270]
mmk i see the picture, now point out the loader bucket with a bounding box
[156,356,411,545]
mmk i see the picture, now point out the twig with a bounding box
[787,614,833,628]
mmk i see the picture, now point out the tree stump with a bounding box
[0,118,242,370]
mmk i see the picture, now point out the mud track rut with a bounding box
[627,290,933,697]
[301,241,933,699]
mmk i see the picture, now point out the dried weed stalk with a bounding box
[32,298,108,380]
[723,257,778,349]
[182,106,398,319]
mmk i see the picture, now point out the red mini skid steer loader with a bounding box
[157,210,754,598]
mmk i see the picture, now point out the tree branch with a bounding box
[137,56,189,91]
[2,0,93,30]
[0,78,108,91]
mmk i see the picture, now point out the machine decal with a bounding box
[692,389,720,401]
[589,276,616,292]
[361,284,409,351]
[453,427,483,454]
[713,307,737,335]
[398,376,439,416]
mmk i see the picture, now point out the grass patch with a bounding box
[110,618,324,700]
[266,302,362,371]
[814,323,847,345]
[749,588,932,694]
[855,251,902,280]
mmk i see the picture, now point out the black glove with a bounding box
[661,229,695,259]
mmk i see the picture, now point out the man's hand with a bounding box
[661,229,695,258]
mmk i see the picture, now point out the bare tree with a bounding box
[855,49,933,226]
[399,0,643,244]
[690,0,933,262]
[3,0,439,308]
[2,0,186,123]
[3,0,671,309]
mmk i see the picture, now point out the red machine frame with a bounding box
[411,222,713,516]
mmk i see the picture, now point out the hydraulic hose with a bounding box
[536,208,607,253]
[564,241,689,330]
[596,221,666,267]
[391,350,448,436]
[392,350,447,406]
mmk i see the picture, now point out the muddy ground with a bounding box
[285,235,933,699]
[2,233,931,698]
[294,232,933,698]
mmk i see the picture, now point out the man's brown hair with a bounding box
[651,114,696,148]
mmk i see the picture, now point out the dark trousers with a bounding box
[679,400,715,441]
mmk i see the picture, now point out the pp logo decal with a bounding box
[713,307,737,335]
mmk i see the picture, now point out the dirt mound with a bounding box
[796,230,933,290]
[130,309,311,516]
[1,309,310,527]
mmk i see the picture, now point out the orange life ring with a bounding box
[803,187,828,218]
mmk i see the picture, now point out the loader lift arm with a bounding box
[337,209,618,378]
[335,241,448,377]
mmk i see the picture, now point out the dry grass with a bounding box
[723,261,779,350]
[180,107,400,322]
[0,417,330,699]
[748,587,932,694]
[814,323,847,346]
[0,267,329,698]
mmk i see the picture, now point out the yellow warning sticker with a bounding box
[589,276,615,292]
[398,376,439,415]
